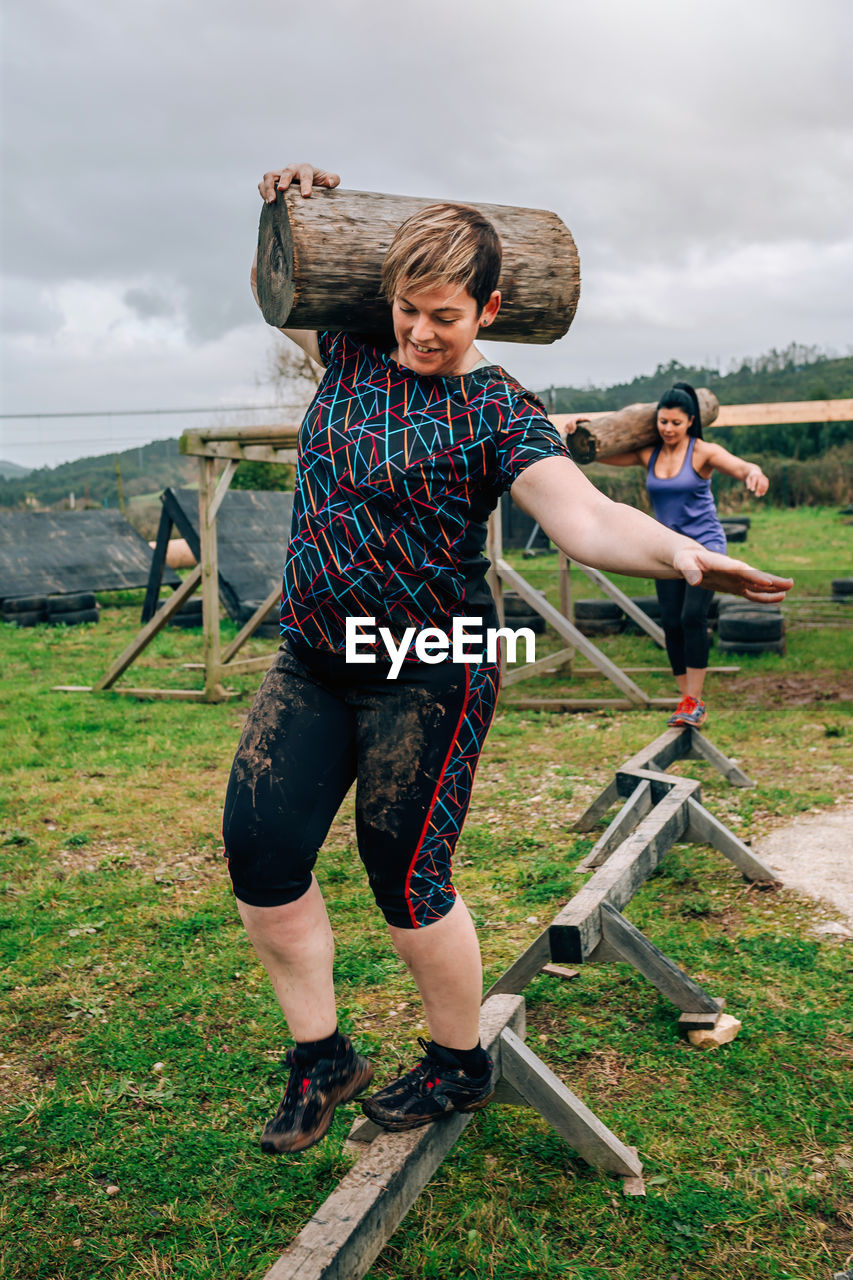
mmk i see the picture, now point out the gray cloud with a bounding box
[1,0,851,465]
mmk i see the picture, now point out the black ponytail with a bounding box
[656,381,703,438]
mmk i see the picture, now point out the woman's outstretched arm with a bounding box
[511,456,792,601]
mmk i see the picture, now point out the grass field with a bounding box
[1,505,851,1280]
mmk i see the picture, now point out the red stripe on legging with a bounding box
[403,662,472,929]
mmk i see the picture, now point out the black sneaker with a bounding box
[361,1038,495,1132]
[260,1035,374,1154]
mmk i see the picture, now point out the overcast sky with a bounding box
[2,0,851,469]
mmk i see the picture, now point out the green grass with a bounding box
[1,506,852,1279]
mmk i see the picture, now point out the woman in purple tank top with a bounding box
[575,382,769,728]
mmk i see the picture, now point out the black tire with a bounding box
[721,515,751,529]
[48,592,97,615]
[830,578,853,596]
[718,612,785,643]
[717,597,779,616]
[721,522,748,543]
[622,596,661,633]
[159,595,203,614]
[504,613,547,635]
[48,607,100,626]
[503,591,545,618]
[254,622,283,640]
[831,594,853,605]
[169,613,203,629]
[576,619,624,636]
[3,609,45,627]
[2,594,48,614]
[574,599,623,622]
[717,637,786,656]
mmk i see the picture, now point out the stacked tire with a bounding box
[831,578,853,605]
[715,598,785,655]
[623,596,661,634]
[2,593,99,626]
[47,593,99,626]
[238,600,282,640]
[573,599,624,636]
[157,595,204,629]
[501,592,546,634]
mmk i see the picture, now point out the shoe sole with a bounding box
[361,1087,495,1132]
[260,1060,374,1155]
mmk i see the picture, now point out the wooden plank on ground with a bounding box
[687,730,754,786]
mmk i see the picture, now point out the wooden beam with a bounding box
[94,566,202,691]
[686,730,754,786]
[573,562,666,647]
[500,645,574,687]
[499,1026,643,1178]
[712,398,853,427]
[496,559,650,705]
[549,781,698,962]
[575,781,654,870]
[597,903,722,1015]
[221,582,283,664]
[685,797,778,882]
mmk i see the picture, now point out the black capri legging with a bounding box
[222,637,500,929]
[655,579,713,675]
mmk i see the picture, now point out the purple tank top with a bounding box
[646,437,727,552]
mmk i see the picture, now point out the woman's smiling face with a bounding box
[391,281,500,376]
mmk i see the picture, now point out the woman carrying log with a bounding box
[223,163,790,1155]
[568,382,769,727]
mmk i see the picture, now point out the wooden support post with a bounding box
[141,503,174,623]
[500,645,574,688]
[685,797,778,882]
[573,562,666,647]
[550,781,698,962]
[686,729,755,786]
[221,582,282,665]
[594,903,722,1015]
[575,780,654,870]
[497,1026,643,1181]
[572,777,621,832]
[93,566,202,691]
[496,559,649,705]
[198,457,226,702]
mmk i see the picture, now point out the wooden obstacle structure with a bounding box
[260,723,776,1279]
[264,993,643,1280]
[486,726,775,1027]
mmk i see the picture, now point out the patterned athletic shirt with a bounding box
[280,330,568,653]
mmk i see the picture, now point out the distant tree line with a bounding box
[2,345,850,510]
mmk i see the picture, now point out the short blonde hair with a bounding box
[381,203,502,312]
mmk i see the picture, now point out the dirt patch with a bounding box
[754,803,853,929]
[723,672,853,705]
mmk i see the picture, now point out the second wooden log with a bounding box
[257,186,580,343]
[553,389,720,464]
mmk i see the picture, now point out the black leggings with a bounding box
[655,579,712,675]
[222,638,500,929]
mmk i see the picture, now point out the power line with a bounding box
[0,403,306,420]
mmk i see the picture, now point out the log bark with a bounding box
[553,389,719,464]
[257,186,579,344]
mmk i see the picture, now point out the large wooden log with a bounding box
[257,186,580,343]
[553,389,719,464]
